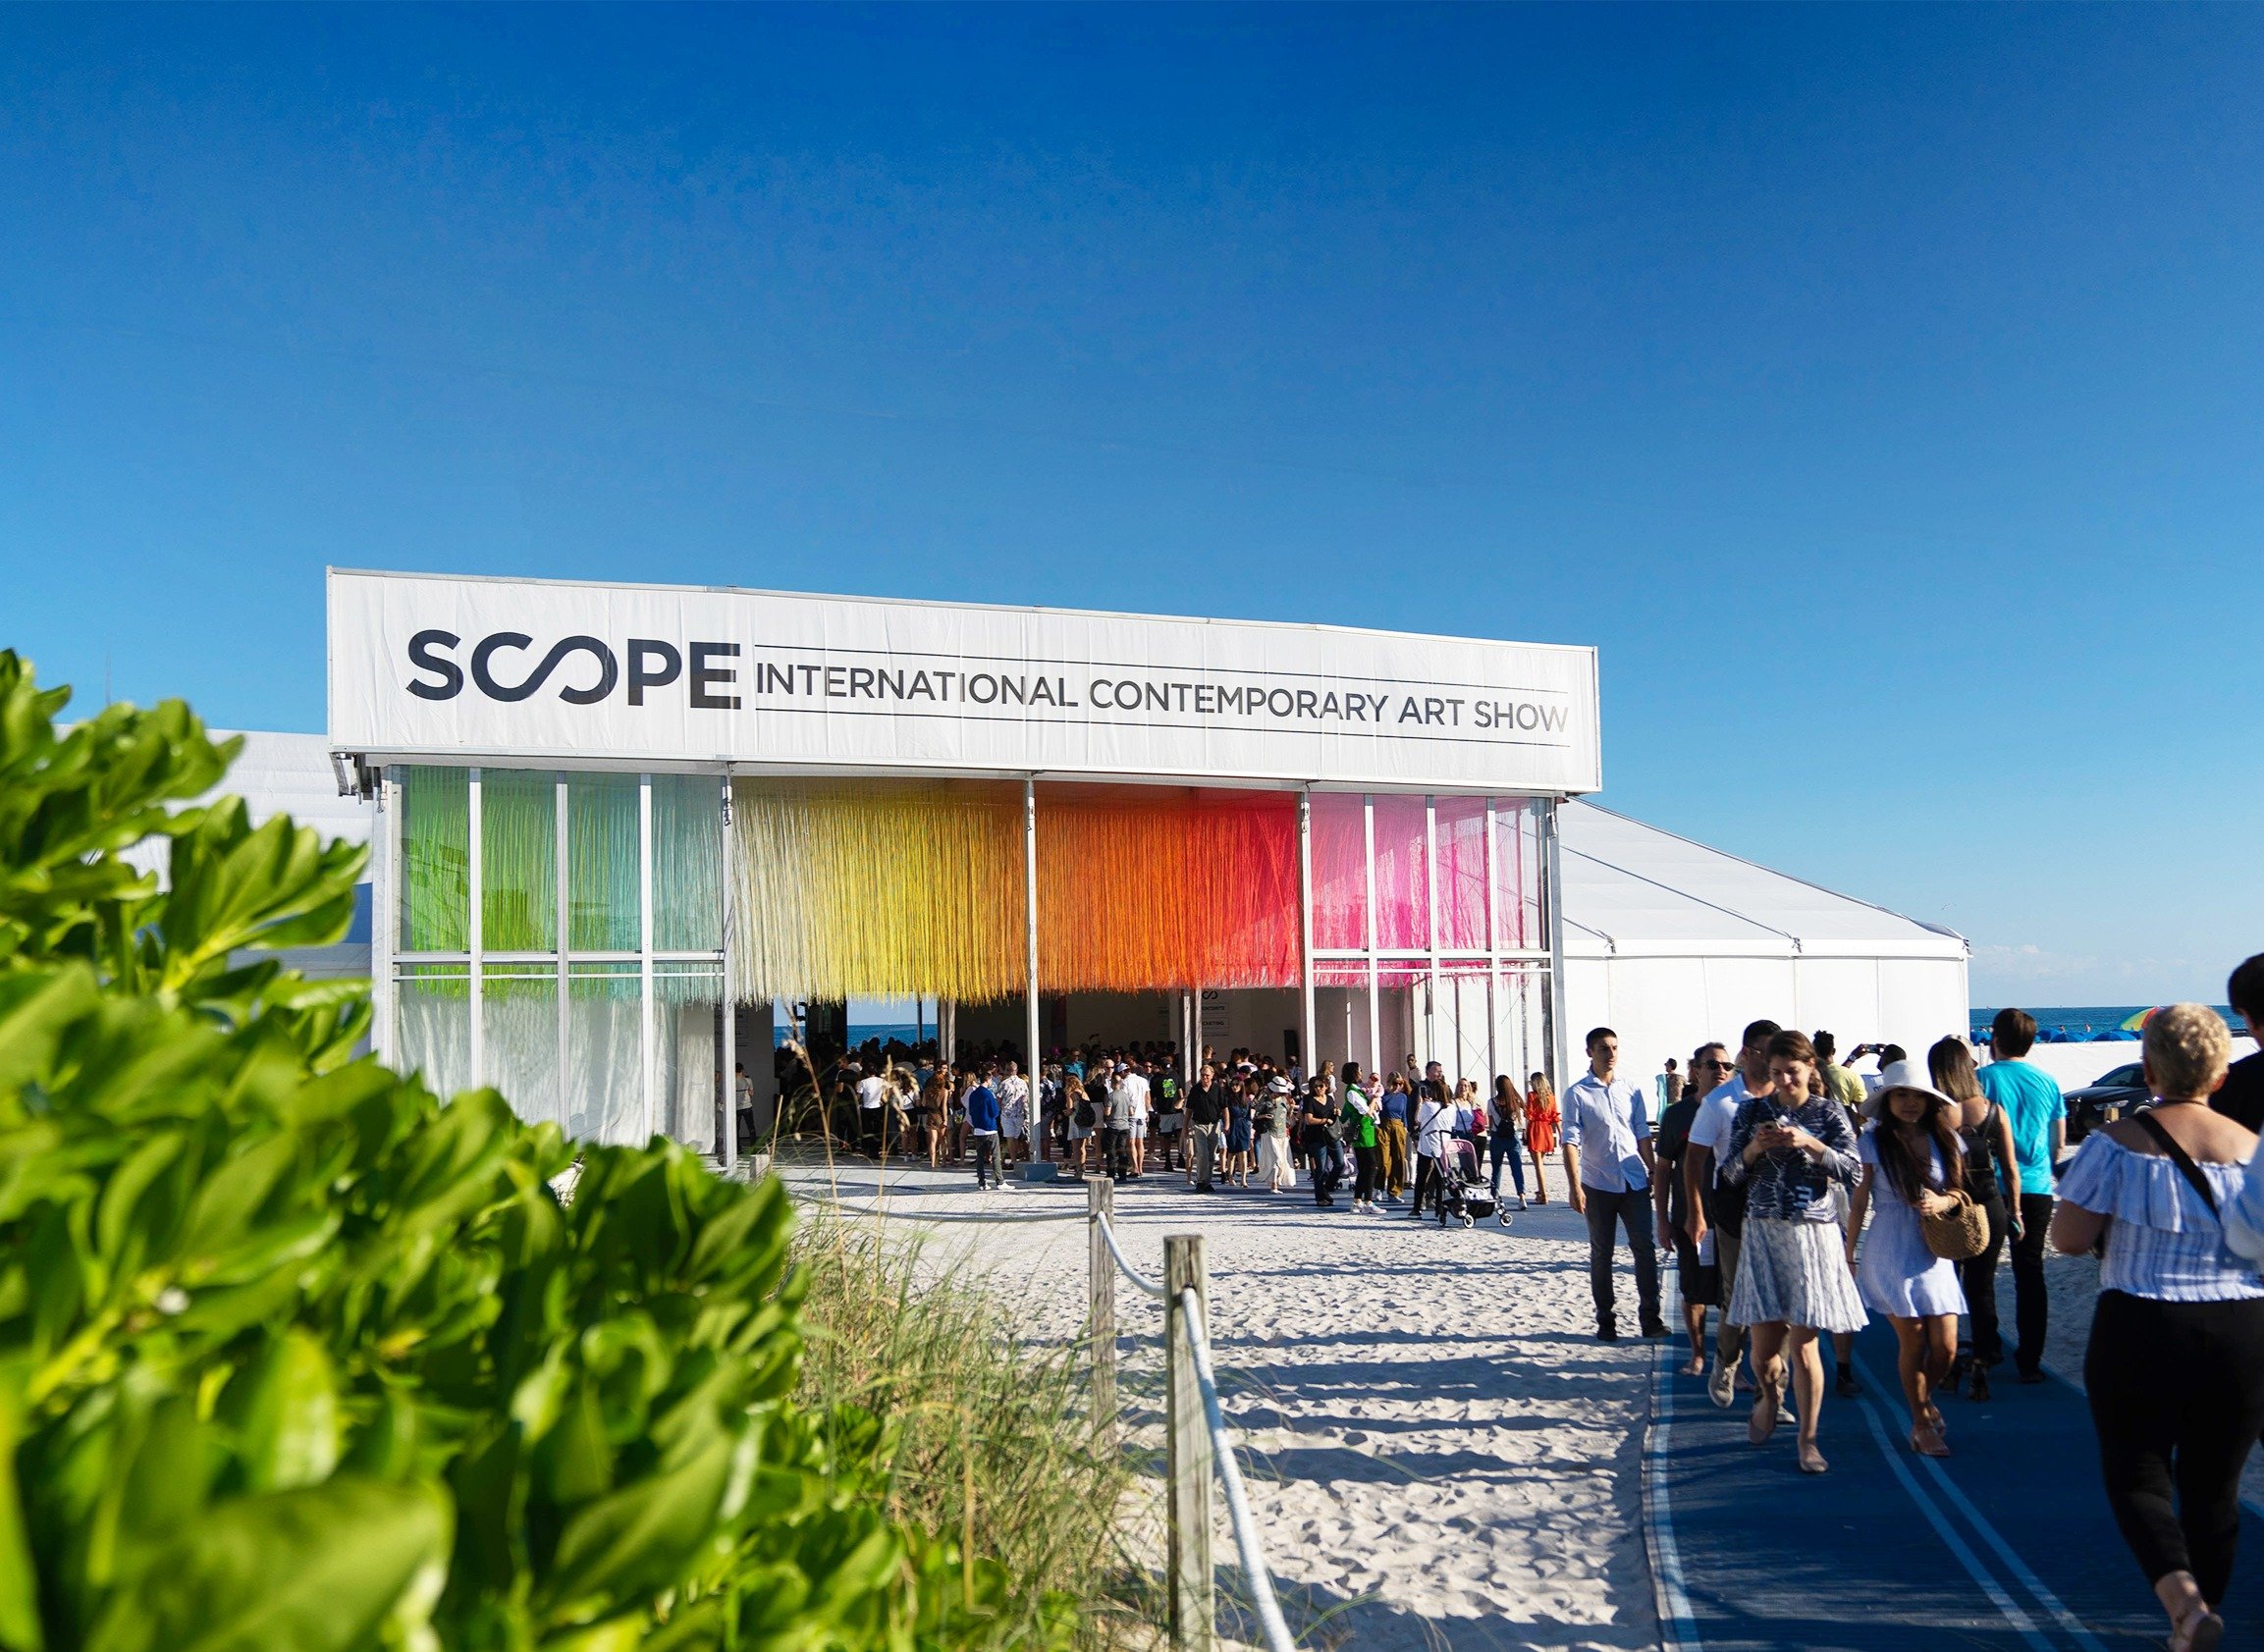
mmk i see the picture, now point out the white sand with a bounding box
[788,1158,1659,1652]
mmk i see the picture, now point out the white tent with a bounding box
[1556,800,1968,1089]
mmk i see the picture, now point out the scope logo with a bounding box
[405,630,743,708]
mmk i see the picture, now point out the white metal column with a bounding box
[1542,798,1569,1092]
[1297,788,1316,1084]
[1362,793,1379,1077]
[639,773,655,1143]
[1424,795,1439,1081]
[373,766,399,1068]
[1023,777,1041,1159]
[1483,798,1499,1089]
[720,773,736,1171]
[555,773,569,1134]
[468,768,484,1086]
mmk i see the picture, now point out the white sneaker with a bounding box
[1707,1361,1736,1409]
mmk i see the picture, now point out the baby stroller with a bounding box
[1439,1139,1508,1228]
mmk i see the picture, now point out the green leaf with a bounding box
[216,1331,339,1493]
[540,1427,738,1620]
[81,1476,450,1652]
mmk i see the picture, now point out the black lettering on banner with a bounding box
[1000,676,1028,706]
[968,673,998,704]
[933,670,955,700]
[690,642,741,710]
[848,666,875,698]
[406,629,463,700]
[1398,697,1423,723]
[472,633,620,704]
[1295,689,1318,719]
[1030,676,1058,707]
[877,668,904,699]
[1517,703,1538,730]
[627,639,682,706]
[1194,684,1215,715]
[760,662,795,694]
[908,671,936,700]
[824,666,847,698]
[796,665,821,695]
[1145,681,1169,712]
[1267,687,1294,718]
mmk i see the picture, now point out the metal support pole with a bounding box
[639,773,656,1142]
[1024,777,1042,1160]
[373,766,398,1068]
[1542,799,1569,1093]
[468,767,484,1087]
[1088,1177,1117,1448]
[1164,1234,1215,1652]
[1362,794,1379,1078]
[1297,788,1316,1083]
[720,772,736,1171]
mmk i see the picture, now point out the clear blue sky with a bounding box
[5,5,2259,1004]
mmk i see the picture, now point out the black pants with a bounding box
[1584,1185,1663,1331]
[2086,1290,2264,1603]
[1352,1143,1380,1203]
[1411,1154,1445,1220]
[1105,1127,1132,1179]
[1960,1196,2010,1366]
[2011,1192,2054,1376]
[972,1135,997,1188]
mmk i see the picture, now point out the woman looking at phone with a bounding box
[1846,1083,1969,1457]
[1721,1029,1866,1474]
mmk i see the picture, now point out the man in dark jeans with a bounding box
[1561,1027,1665,1341]
[2213,954,2264,1132]
[1976,1008,2066,1383]
[964,1068,1001,1190]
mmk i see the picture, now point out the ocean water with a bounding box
[1969,1005,2239,1044]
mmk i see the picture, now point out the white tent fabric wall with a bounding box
[1555,801,1969,1089]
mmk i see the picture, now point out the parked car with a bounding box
[2064,1062,2148,1145]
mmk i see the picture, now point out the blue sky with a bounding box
[4,5,2259,1004]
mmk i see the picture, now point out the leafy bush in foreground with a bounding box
[0,653,1045,1652]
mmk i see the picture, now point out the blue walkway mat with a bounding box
[1644,1312,2264,1651]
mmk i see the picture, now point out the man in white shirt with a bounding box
[997,1061,1030,1163]
[1684,1019,1776,1405]
[1561,1027,1664,1342]
[1120,1062,1152,1177]
[855,1066,887,1158]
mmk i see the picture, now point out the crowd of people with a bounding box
[775,952,2264,1650]
[1597,950,2264,1652]
[782,1035,1569,1214]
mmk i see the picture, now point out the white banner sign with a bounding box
[327,569,1601,793]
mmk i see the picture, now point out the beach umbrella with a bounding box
[2120,1007,2165,1033]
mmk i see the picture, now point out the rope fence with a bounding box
[1087,1177,1297,1652]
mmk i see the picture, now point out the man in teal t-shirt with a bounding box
[1976,1008,2065,1383]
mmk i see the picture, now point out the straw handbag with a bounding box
[1921,1190,1989,1261]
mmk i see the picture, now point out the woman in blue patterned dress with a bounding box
[1721,1029,1866,1475]
[1846,1084,1969,1458]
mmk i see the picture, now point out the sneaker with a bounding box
[1640,1319,1670,1340]
[1835,1368,1860,1400]
[2018,1368,2048,1386]
[1708,1363,1737,1409]
[1596,1321,1621,1342]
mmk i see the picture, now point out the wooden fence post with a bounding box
[1087,1176,1116,1448]
[1164,1234,1215,1652]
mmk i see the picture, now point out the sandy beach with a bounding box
[789,1159,1660,1652]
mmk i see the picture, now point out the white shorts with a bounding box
[1131,1122,1148,1140]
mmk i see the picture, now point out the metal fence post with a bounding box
[1164,1233,1215,1652]
[1087,1176,1116,1447]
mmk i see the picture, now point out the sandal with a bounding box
[1910,1422,1950,1459]
[2173,1593,2228,1647]
[1749,1383,1782,1446]
[1923,1403,1947,1439]
[2171,1604,2225,1652]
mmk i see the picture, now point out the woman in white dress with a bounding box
[1846,1084,1970,1458]
[1255,1077,1296,1193]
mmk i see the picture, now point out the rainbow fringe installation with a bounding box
[729,780,1027,1002]
[1036,790,1298,990]
[727,781,1302,1001]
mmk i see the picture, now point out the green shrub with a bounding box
[0,653,1051,1652]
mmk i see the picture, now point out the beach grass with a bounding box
[792,1213,1159,1648]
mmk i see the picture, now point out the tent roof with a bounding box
[1558,801,1965,963]
[117,731,373,882]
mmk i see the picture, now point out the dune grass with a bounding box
[792,1215,1158,1649]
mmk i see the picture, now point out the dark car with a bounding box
[2064,1062,2147,1145]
